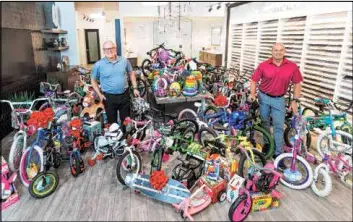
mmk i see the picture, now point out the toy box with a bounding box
[250,192,280,212]
[83,121,102,142]
[226,174,245,203]
[198,176,227,204]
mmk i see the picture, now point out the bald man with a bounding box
[91,40,140,126]
[250,43,303,158]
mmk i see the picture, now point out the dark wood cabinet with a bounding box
[46,66,81,92]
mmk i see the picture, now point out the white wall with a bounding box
[124,18,155,65]
[55,2,80,65]
[192,18,224,58]
[75,11,116,65]
[229,2,352,24]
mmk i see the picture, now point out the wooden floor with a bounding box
[1,131,352,221]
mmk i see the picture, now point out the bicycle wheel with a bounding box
[204,106,220,124]
[302,107,318,117]
[19,146,44,187]
[177,129,195,154]
[198,127,217,146]
[9,132,26,172]
[70,151,82,177]
[150,147,163,174]
[238,149,266,179]
[228,193,252,222]
[28,171,59,198]
[178,108,197,120]
[116,150,142,185]
[311,165,332,197]
[317,130,352,157]
[340,154,352,188]
[175,119,199,134]
[274,153,313,190]
[240,125,274,160]
[284,125,312,150]
[141,59,152,78]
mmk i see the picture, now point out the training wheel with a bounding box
[87,158,96,166]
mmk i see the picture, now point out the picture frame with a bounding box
[211,27,221,46]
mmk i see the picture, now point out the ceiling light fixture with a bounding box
[208,6,212,12]
[217,3,221,10]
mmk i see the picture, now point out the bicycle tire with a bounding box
[141,59,152,78]
[197,127,218,146]
[28,170,59,198]
[311,165,332,197]
[178,129,195,154]
[228,193,251,222]
[238,149,266,179]
[284,125,312,150]
[204,106,220,123]
[70,151,82,177]
[302,107,318,117]
[240,125,274,160]
[316,130,352,157]
[178,108,197,120]
[175,118,199,134]
[116,150,142,185]
[9,132,26,172]
[19,145,44,187]
[274,153,313,190]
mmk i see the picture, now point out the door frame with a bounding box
[84,29,101,64]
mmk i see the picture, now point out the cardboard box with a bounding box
[83,121,102,142]
[250,192,280,212]
[226,174,245,203]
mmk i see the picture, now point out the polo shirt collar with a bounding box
[104,56,122,64]
[267,57,289,66]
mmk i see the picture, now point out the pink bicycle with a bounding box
[228,143,282,222]
[311,152,352,197]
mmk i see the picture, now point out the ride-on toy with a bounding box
[1,156,20,211]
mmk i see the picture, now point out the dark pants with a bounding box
[103,90,131,126]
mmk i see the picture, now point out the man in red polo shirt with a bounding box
[250,43,303,158]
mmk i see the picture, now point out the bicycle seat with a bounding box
[194,102,202,108]
[213,123,228,131]
[63,90,71,94]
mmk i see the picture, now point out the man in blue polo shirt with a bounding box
[91,40,139,126]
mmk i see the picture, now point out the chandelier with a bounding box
[156,2,192,34]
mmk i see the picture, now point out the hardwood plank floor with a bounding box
[1,131,352,221]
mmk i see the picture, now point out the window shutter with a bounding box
[230,24,243,72]
[241,22,258,78]
[300,12,348,110]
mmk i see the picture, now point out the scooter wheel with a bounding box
[180,210,187,220]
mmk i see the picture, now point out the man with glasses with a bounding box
[91,40,139,127]
[250,43,303,159]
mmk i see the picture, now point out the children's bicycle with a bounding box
[28,121,60,198]
[228,149,282,222]
[274,115,314,190]
[311,152,352,197]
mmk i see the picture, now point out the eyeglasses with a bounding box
[103,47,116,52]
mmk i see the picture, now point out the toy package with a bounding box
[1,156,20,211]
[226,174,245,203]
[250,192,280,212]
[83,121,102,142]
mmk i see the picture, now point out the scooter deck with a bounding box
[130,174,191,204]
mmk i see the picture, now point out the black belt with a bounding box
[260,90,284,98]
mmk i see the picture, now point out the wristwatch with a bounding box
[293,98,300,103]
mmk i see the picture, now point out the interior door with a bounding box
[84,29,101,64]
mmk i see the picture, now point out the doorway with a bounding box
[84,29,101,64]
